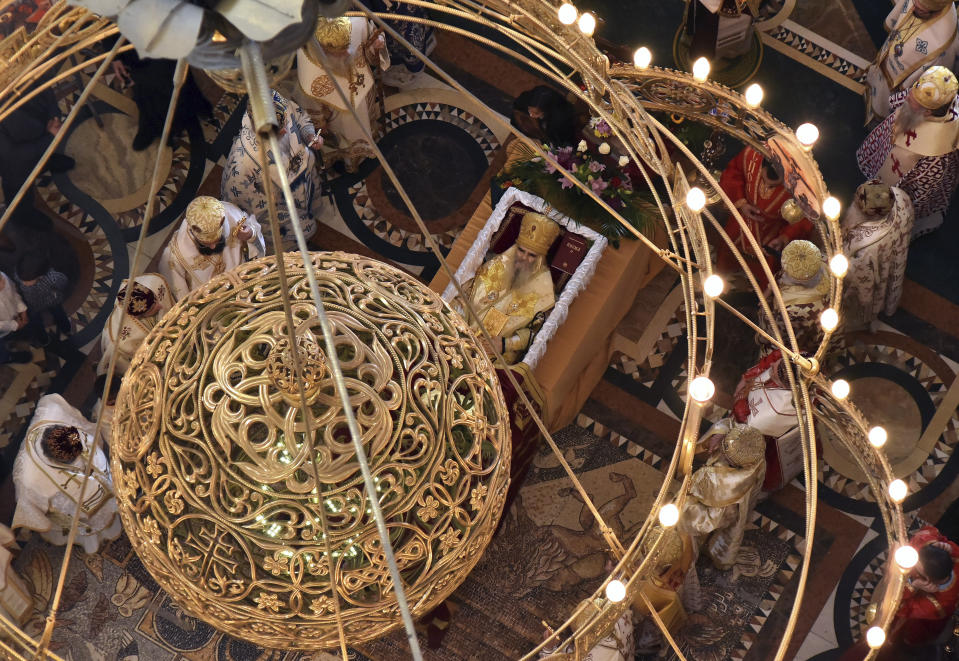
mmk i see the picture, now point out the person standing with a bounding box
[681,423,766,570]
[14,250,71,346]
[0,84,74,204]
[858,65,959,237]
[97,274,173,376]
[758,240,830,355]
[159,196,265,301]
[511,85,579,148]
[221,91,326,252]
[360,0,436,87]
[842,181,915,326]
[0,270,30,364]
[716,146,814,291]
[864,0,959,123]
[295,16,389,172]
[842,525,959,660]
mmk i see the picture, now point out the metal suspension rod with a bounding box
[238,40,425,660]
[243,45,350,661]
[34,51,185,660]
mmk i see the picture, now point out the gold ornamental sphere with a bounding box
[111,251,511,649]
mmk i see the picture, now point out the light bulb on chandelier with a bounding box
[744,83,763,108]
[634,47,652,69]
[704,274,724,298]
[888,479,908,503]
[692,57,710,82]
[689,376,715,402]
[558,3,577,25]
[659,503,680,527]
[823,196,841,220]
[894,545,919,570]
[686,187,706,212]
[866,626,886,649]
[820,308,839,332]
[868,426,888,448]
[605,579,627,602]
[796,122,819,148]
[577,12,596,35]
[831,379,850,399]
[829,254,849,277]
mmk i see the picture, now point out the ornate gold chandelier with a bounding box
[111,252,510,649]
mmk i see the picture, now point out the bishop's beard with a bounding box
[893,102,925,137]
[513,256,544,288]
[196,239,226,255]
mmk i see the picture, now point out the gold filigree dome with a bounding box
[112,251,511,649]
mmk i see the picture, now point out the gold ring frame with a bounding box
[0,0,909,659]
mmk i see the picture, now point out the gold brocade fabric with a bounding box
[633,580,687,633]
[461,246,556,364]
[682,455,765,570]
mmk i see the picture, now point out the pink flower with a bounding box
[590,178,608,194]
[588,160,605,173]
[559,176,575,189]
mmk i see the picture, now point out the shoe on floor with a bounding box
[2,351,32,364]
[132,131,157,151]
[47,153,75,172]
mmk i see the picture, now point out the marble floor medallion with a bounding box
[64,111,173,215]
[818,331,957,512]
[332,99,501,279]
[377,119,491,223]
[821,374,926,482]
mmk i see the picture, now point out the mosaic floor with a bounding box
[2,1,959,660]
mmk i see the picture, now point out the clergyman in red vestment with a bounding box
[716,146,814,291]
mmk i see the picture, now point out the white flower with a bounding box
[618,155,629,167]
[598,142,611,155]
[576,140,588,153]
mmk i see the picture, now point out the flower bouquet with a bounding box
[494,139,654,245]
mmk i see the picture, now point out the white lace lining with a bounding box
[442,187,607,369]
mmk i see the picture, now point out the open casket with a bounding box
[430,168,666,432]
[440,187,609,370]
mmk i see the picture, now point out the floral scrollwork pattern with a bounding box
[112,251,511,649]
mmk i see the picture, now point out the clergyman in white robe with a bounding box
[296,16,389,172]
[12,394,121,553]
[97,273,174,377]
[159,196,266,301]
[864,0,959,123]
[843,181,915,325]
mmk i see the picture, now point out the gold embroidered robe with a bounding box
[159,201,265,301]
[681,451,765,570]
[97,273,174,376]
[296,17,389,171]
[459,246,556,365]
